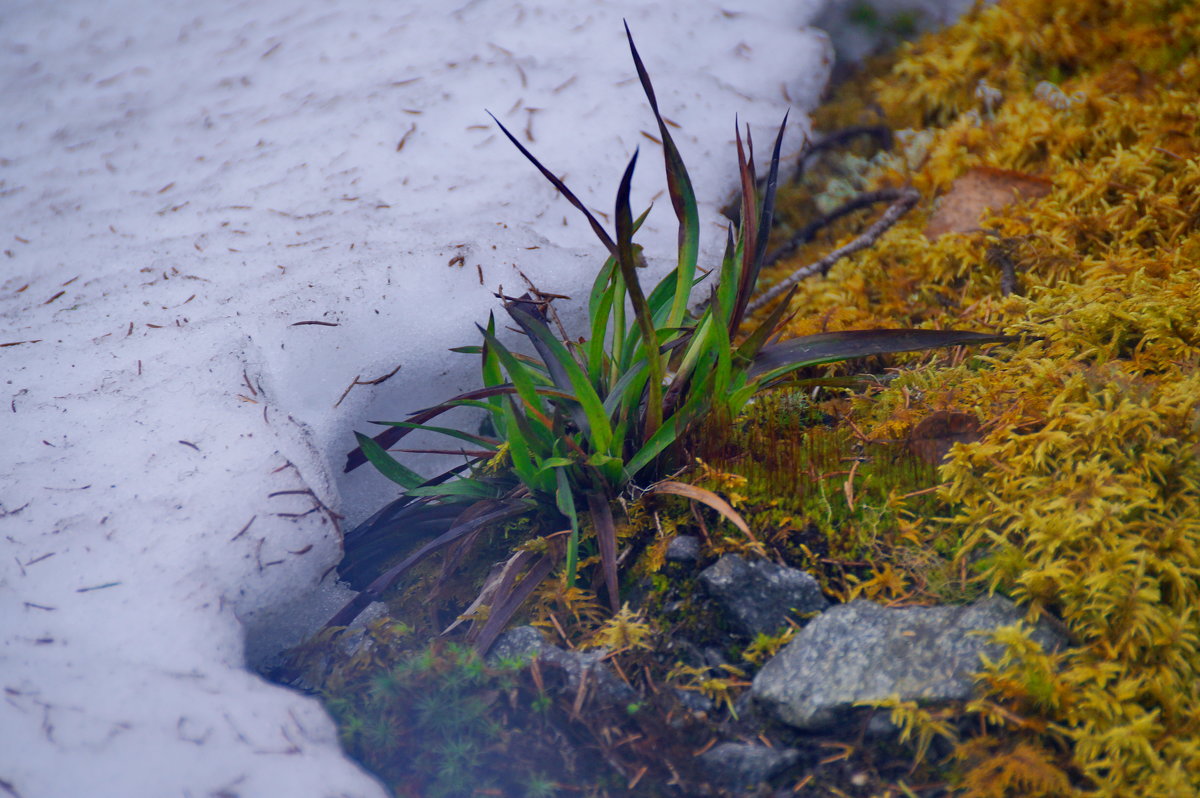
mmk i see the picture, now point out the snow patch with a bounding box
[1,1,831,794]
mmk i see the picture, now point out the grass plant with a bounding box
[331,25,1012,649]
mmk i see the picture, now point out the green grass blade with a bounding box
[706,290,733,401]
[556,468,581,587]
[602,359,648,419]
[503,399,544,492]
[610,277,626,386]
[476,322,549,418]
[625,23,700,331]
[506,300,590,427]
[716,224,739,330]
[346,382,578,473]
[481,313,505,389]
[406,478,500,499]
[623,371,713,479]
[354,432,426,489]
[588,256,618,320]
[588,280,616,389]
[669,313,713,391]
[369,421,500,451]
[614,149,664,439]
[509,306,614,455]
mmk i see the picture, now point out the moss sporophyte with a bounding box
[329,25,1013,651]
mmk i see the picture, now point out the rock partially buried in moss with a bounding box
[488,625,636,706]
[665,534,702,564]
[699,554,829,639]
[751,596,1064,731]
[697,741,801,791]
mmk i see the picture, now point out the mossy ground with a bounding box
[285,1,1200,794]
[748,0,1200,794]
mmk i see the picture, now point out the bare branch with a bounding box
[747,188,919,315]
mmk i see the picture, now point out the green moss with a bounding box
[754,0,1200,793]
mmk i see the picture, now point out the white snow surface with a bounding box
[0,1,833,795]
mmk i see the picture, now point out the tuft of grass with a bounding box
[334,25,1013,650]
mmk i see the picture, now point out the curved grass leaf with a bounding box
[369,421,500,451]
[733,123,759,329]
[444,547,537,636]
[614,148,664,439]
[472,551,557,654]
[476,322,549,419]
[624,371,714,480]
[735,283,800,364]
[354,432,425,489]
[346,383,577,472]
[406,478,502,500]
[508,305,614,454]
[587,491,620,613]
[587,276,616,388]
[339,498,471,590]
[487,111,616,256]
[646,481,757,544]
[324,500,529,630]
[556,468,581,586]
[601,359,648,419]
[749,329,1019,380]
[625,22,700,331]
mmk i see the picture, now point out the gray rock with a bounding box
[487,625,636,706]
[697,742,800,790]
[666,534,702,563]
[752,597,1066,731]
[699,554,829,638]
[672,687,715,714]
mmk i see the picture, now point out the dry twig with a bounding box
[747,187,920,315]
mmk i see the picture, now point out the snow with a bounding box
[0,1,834,795]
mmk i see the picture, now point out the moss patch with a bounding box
[754,0,1200,793]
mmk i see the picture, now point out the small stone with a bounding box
[672,687,714,714]
[487,626,635,706]
[752,596,1066,731]
[699,554,829,638]
[665,534,702,563]
[697,742,800,790]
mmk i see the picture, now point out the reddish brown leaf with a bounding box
[908,411,983,464]
[925,166,1052,239]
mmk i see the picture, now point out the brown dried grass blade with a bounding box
[445,548,536,635]
[472,552,558,654]
[324,500,526,630]
[647,480,757,544]
[587,492,620,613]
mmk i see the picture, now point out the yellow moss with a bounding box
[756,0,1200,794]
[584,604,655,652]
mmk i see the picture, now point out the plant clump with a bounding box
[332,26,1009,654]
[280,1,1200,793]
